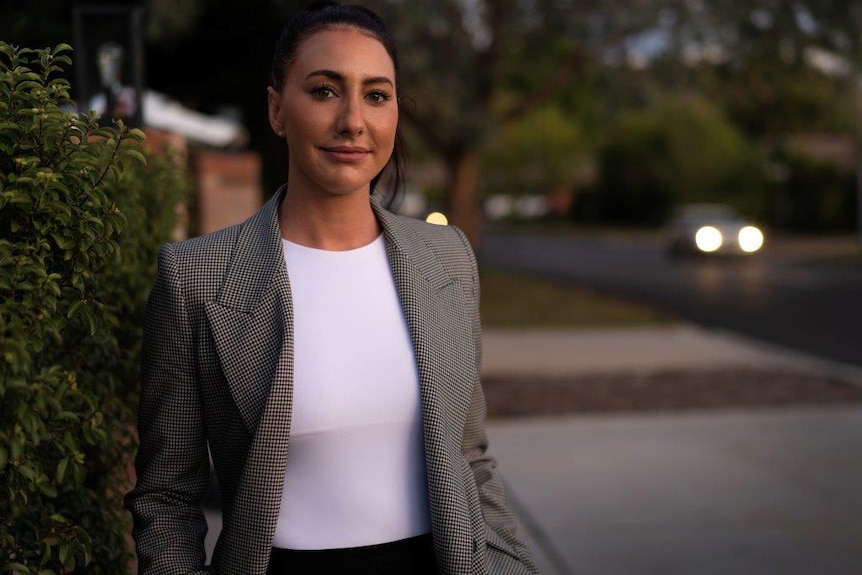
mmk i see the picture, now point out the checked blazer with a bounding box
[125,186,539,575]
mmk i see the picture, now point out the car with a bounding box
[667,203,765,257]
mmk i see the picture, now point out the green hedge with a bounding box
[1,43,188,574]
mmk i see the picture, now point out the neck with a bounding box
[278,187,381,251]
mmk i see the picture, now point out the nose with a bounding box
[335,93,364,137]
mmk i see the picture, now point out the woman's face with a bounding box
[268,27,398,199]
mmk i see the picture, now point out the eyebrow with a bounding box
[304,69,394,87]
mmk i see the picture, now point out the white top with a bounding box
[273,234,432,549]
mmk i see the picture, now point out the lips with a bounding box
[322,145,370,162]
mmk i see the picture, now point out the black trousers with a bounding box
[268,533,438,575]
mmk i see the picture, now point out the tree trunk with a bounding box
[445,150,482,250]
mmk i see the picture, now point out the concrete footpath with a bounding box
[483,325,862,575]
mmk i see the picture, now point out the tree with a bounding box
[369,0,730,241]
[368,0,595,242]
[480,104,591,199]
[594,94,764,225]
[665,1,859,136]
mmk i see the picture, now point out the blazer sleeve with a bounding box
[452,228,540,574]
[124,244,211,575]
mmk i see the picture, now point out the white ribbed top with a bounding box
[273,234,431,549]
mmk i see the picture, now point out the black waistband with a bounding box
[268,533,437,575]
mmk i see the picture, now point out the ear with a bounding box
[267,86,284,137]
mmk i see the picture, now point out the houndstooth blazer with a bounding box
[125,186,539,575]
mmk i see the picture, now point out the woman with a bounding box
[125,2,538,574]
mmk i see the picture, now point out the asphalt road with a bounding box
[481,231,862,369]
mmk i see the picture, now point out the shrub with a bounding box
[590,95,765,225]
[0,42,187,574]
[92,141,189,410]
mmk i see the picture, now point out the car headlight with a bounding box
[695,226,723,252]
[738,226,764,253]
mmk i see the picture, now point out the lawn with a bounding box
[479,267,675,328]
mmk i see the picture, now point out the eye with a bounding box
[366,90,392,105]
[310,85,337,99]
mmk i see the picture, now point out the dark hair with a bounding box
[272,1,406,206]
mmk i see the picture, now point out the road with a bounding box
[481,231,862,369]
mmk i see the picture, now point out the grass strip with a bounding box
[480,267,675,328]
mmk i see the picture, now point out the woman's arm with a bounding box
[124,244,211,575]
[453,228,540,574]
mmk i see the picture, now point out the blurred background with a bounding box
[4,0,861,239]
[3,1,861,573]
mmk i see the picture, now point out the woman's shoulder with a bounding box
[386,211,474,256]
[166,189,282,264]
[163,223,243,263]
[383,211,478,292]
[152,224,249,295]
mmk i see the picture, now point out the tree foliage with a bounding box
[363,0,597,239]
[590,94,764,225]
[481,105,590,196]
[0,42,187,574]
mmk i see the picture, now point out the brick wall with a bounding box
[192,150,262,236]
[142,129,263,238]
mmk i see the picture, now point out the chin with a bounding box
[318,172,379,197]
[318,180,373,197]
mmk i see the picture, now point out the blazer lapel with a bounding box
[373,201,477,567]
[205,187,296,574]
[372,201,476,417]
[204,188,292,435]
